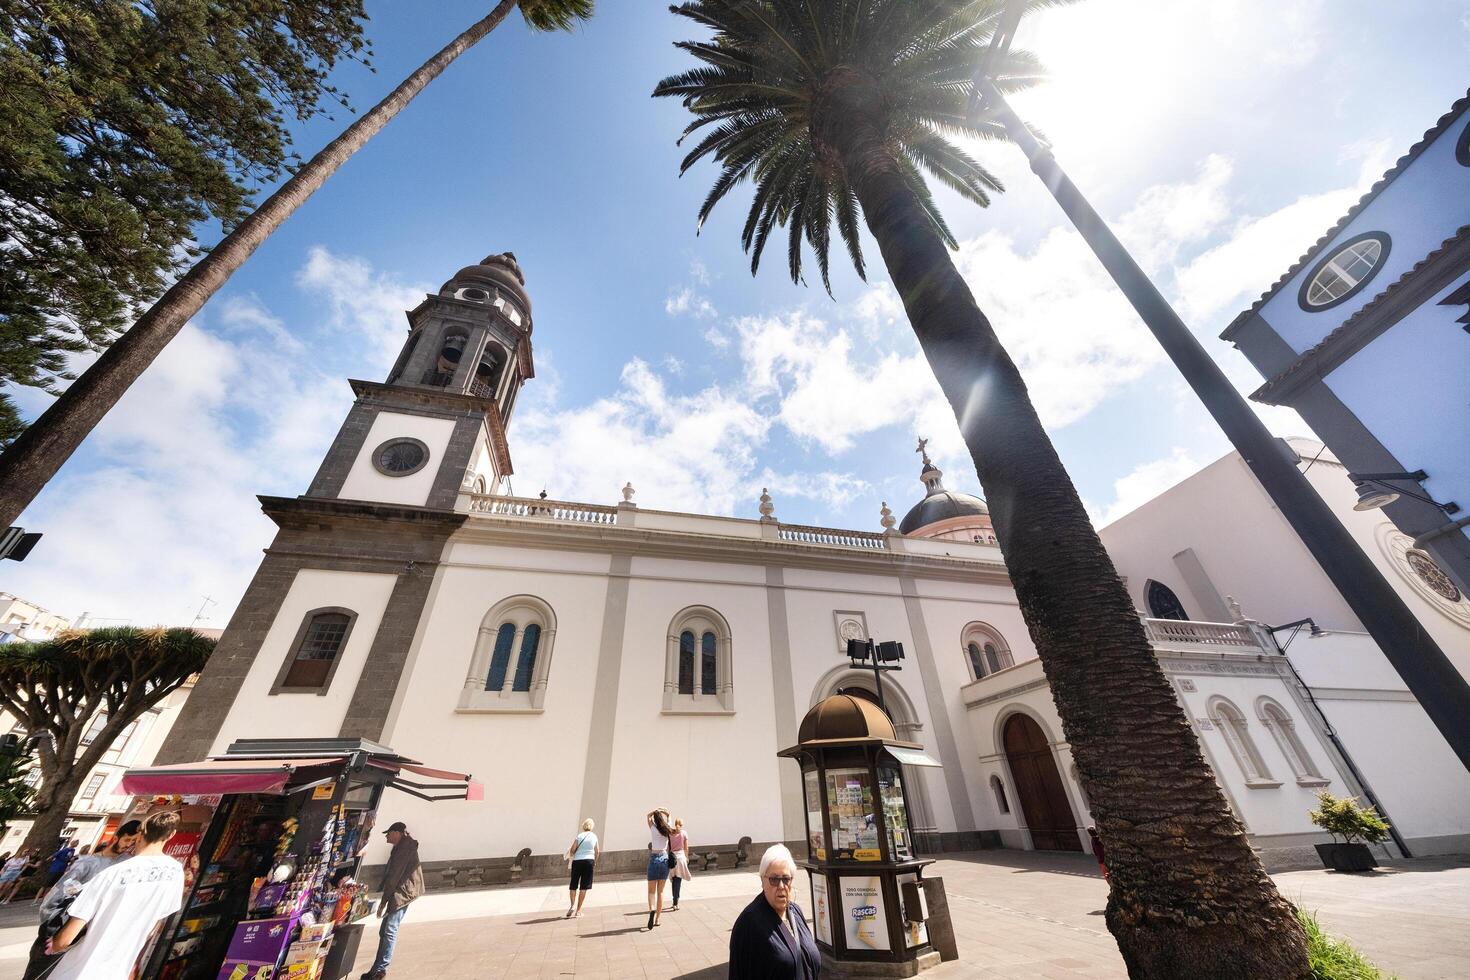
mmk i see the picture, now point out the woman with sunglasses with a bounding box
[728,844,820,978]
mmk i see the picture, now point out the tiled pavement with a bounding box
[0,851,1465,978]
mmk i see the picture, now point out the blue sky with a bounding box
[6,0,1470,627]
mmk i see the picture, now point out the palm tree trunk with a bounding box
[819,88,1310,977]
[0,0,519,528]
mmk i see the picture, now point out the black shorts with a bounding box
[569,859,594,891]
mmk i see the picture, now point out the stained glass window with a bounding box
[513,624,541,692]
[678,630,695,694]
[700,631,718,695]
[485,623,517,691]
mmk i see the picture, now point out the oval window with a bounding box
[372,437,430,476]
[1298,232,1390,312]
[1457,119,1470,167]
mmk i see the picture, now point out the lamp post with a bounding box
[965,3,1470,771]
[846,638,906,715]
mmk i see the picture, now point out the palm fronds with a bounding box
[654,0,1049,289]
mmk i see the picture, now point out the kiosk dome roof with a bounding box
[798,694,896,744]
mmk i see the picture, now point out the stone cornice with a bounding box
[450,515,1015,586]
[348,378,497,417]
[261,494,467,532]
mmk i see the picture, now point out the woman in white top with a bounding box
[667,817,693,910]
[645,807,673,931]
[565,818,600,918]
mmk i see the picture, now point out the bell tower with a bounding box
[305,252,535,507]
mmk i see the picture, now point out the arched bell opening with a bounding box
[473,344,507,400]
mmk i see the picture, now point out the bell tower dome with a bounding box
[305,252,535,509]
[386,251,535,425]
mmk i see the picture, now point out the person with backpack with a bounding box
[24,821,142,979]
[45,811,184,980]
[564,818,600,919]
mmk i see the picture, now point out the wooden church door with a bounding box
[1003,713,1082,852]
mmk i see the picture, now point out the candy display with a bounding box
[142,782,379,979]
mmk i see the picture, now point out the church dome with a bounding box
[441,252,532,319]
[898,449,991,536]
[899,487,990,534]
[798,694,897,744]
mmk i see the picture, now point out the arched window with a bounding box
[1208,696,1277,788]
[1145,580,1190,621]
[1256,698,1329,786]
[663,606,734,713]
[677,631,696,694]
[484,623,516,691]
[272,607,358,695]
[460,596,557,712]
[990,775,1010,815]
[961,623,1013,681]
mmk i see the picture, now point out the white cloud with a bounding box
[665,286,718,320]
[511,359,770,516]
[703,326,731,351]
[1094,448,1203,527]
[296,246,427,371]
[8,247,424,627]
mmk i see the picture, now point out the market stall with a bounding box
[120,737,481,980]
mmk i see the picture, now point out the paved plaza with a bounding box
[0,851,1465,978]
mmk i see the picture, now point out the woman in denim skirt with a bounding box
[645,807,673,930]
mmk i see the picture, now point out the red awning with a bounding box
[366,758,482,802]
[121,757,345,797]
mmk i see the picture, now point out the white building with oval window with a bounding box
[155,254,1470,882]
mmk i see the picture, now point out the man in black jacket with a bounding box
[728,844,820,979]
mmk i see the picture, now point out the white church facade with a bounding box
[156,254,1470,878]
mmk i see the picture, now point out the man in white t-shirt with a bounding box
[46,810,184,980]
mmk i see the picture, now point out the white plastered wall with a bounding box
[373,545,615,864]
[337,412,456,507]
[602,557,784,853]
[209,569,398,753]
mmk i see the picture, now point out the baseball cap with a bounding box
[383,821,407,835]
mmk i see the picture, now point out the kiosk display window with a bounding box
[804,770,828,861]
[878,764,913,862]
[825,768,880,861]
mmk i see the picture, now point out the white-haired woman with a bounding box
[565,818,599,918]
[728,844,819,978]
[644,807,673,931]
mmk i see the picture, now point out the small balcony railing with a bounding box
[1140,617,1265,653]
[467,494,617,524]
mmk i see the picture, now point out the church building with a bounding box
[157,253,1470,879]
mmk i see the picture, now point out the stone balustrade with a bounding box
[776,523,888,550]
[467,494,618,524]
[1140,616,1267,653]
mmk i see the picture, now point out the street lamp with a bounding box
[846,638,905,715]
[1346,470,1459,514]
[965,1,1470,772]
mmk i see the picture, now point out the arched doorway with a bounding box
[1002,714,1081,852]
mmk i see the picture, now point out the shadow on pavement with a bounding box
[674,966,726,979]
[578,926,645,938]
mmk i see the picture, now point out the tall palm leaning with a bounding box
[0,0,593,528]
[655,2,1309,976]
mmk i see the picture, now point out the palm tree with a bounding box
[655,2,1309,976]
[0,0,594,528]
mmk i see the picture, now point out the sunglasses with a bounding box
[764,875,794,888]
